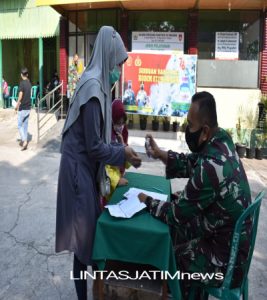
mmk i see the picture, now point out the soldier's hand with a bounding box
[138,192,148,203]
[145,134,161,159]
[171,191,181,201]
[125,146,142,168]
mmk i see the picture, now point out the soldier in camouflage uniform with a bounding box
[139,91,252,299]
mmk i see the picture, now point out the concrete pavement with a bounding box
[0,117,266,300]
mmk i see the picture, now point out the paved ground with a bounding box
[0,116,266,300]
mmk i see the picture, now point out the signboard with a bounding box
[132,32,184,52]
[122,52,197,117]
[215,32,239,60]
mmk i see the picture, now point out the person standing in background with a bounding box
[2,77,9,108]
[103,99,131,207]
[15,67,32,151]
[47,70,60,92]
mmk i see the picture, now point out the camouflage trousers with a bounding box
[171,227,245,299]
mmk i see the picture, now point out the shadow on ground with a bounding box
[0,126,266,299]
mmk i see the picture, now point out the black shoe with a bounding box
[21,142,28,151]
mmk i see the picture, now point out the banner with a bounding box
[122,52,197,116]
[132,32,184,52]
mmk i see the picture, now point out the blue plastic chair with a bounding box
[8,85,18,107]
[31,85,38,106]
[189,191,265,300]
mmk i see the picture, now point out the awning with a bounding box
[36,0,267,11]
[0,1,61,40]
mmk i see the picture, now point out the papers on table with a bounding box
[124,187,168,202]
[105,187,168,218]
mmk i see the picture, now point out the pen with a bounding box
[152,187,164,193]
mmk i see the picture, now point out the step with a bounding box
[0,108,58,145]
[128,128,181,140]
[128,129,189,154]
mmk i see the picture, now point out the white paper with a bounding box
[124,187,168,202]
[105,187,168,218]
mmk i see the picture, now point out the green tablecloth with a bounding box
[92,172,182,300]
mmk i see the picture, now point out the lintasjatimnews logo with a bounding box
[70,270,224,281]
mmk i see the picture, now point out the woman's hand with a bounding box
[125,146,142,168]
[118,177,128,186]
[116,133,124,144]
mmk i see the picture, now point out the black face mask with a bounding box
[185,125,206,153]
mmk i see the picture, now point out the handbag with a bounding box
[97,164,111,197]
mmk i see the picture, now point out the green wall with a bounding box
[2,37,58,88]
[2,39,38,86]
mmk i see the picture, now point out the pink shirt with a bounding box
[2,80,9,96]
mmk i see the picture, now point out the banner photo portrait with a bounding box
[122,52,197,117]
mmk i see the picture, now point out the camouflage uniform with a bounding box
[68,62,79,99]
[145,128,252,299]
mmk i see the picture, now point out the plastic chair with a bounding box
[31,85,38,106]
[189,191,265,300]
[8,85,19,107]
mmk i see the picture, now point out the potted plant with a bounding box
[152,116,159,131]
[246,145,255,159]
[245,108,257,159]
[235,117,247,158]
[225,128,233,139]
[180,119,188,132]
[172,119,180,132]
[258,93,267,129]
[235,107,247,158]
[255,133,264,160]
[139,115,147,130]
[127,114,134,129]
[255,120,267,159]
[246,144,255,159]
[163,117,170,131]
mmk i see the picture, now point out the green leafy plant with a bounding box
[163,116,170,122]
[127,114,134,129]
[172,119,180,132]
[235,106,247,145]
[244,108,257,147]
[260,93,267,110]
[247,40,259,61]
[225,128,233,138]
[152,115,160,131]
[162,116,170,131]
[255,120,267,149]
[236,117,247,145]
[139,115,148,121]
[255,133,265,149]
